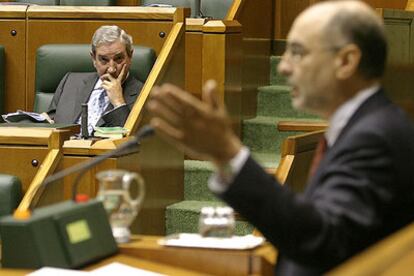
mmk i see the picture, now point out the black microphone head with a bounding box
[135,125,155,140]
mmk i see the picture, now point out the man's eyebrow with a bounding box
[286,41,305,49]
[98,52,125,58]
[114,53,125,57]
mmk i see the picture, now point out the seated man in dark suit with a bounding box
[148,0,414,275]
[47,25,143,135]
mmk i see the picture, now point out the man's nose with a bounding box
[277,54,292,77]
[107,60,116,73]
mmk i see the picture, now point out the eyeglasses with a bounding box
[282,43,343,64]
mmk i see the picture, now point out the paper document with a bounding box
[27,267,88,275]
[91,262,165,275]
[159,233,265,250]
[27,263,165,276]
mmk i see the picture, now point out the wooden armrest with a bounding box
[277,120,328,132]
[281,130,325,156]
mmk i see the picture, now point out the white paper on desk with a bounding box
[159,233,265,250]
[91,262,165,276]
[27,267,89,276]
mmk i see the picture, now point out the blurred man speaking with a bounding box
[149,1,414,274]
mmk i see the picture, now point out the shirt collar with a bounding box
[325,84,380,147]
[94,78,103,90]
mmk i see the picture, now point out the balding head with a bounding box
[278,0,387,118]
[299,0,387,79]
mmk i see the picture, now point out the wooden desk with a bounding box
[0,235,276,275]
[329,222,414,275]
[0,124,78,194]
[0,254,203,276]
[119,235,277,275]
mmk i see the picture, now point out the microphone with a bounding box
[0,125,155,269]
[29,124,155,208]
[195,0,201,17]
[81,103,89,139]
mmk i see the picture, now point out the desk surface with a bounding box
[0,235,276,275]
[0,254,202,275]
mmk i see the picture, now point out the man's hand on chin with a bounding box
[101,64,127,107]
[148,80,242,168]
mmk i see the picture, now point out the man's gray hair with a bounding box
[91,25,133,57]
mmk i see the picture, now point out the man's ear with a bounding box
[335,44,361,80]
[90,51,97,67]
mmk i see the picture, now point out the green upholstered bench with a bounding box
[201,0,233,19]
[33,44,156,113]
[141,0,199,17]
[0,174,21,217]
[141,0,233,18]
[0,45,4,114]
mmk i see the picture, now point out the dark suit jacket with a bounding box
[47,72,143,127]
[219,90,414,275]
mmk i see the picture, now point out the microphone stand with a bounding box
[28,125,155,210]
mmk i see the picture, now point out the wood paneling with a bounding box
[273,0,409,40]
[116,0,139,5]
[184,31,203,96]
[0,146,49,192]
[236,0,272,118]
[380,8,414,65]
[202,21,242,135]
[0,12,27,112]
[407,0,414,10]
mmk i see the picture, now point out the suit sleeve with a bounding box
[100,104,131,127]
[47,73,70,120]
[99,78,143,127]
[218,129,395,269]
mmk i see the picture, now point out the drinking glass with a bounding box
[96,170,145,243]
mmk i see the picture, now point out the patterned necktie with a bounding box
[88,89,108,134]
[308,136,328,179]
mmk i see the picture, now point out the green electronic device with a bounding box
[0,200,118,268]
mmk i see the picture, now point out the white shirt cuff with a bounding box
[208,146,250,194]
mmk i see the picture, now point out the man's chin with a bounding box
[291,100,303,111]
[291,94,304,110]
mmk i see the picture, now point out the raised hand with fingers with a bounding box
[148,80,242,167]
[101,64,127,107]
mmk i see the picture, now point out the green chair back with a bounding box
[141,0,200,17]
[141,0,233,19]
[0,174,22,217]
[34,44,156,113]
[201,0,233,19]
